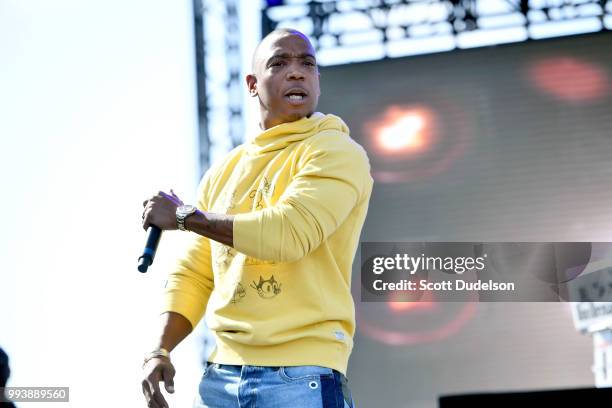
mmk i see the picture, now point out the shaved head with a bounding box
[251,28,315,73]
[246,29,321,130]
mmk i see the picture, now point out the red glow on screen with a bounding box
[356,270,480,346]
[387,301,437,313]
[368,106,437,156]
[527,56,609,103]
[357,302,477,346]
[386,289,439,312]
[362,101,473,184]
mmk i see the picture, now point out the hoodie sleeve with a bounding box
[233,133,372,263]
[161,174,216,329]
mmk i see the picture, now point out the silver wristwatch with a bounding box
[176,205,197,231]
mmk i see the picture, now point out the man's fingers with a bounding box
[143,191,163,208]
[142,381,160,408]
[164,382,175,394]
[147,377,169,408]
[159,190,177,203]
[143,189,178,208]
[162,365,176,393]
[142,208,151,230]
[142,203,151,220]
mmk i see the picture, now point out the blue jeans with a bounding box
[193,362,355,408]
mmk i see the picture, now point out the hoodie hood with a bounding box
[245,112,350,155]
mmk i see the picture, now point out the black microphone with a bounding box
[138,225,162,273]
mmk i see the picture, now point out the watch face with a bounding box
[178,205,196,216]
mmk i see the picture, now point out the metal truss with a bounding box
[193,0,210,175]
[262,0,612,65]
[193,0,244,176]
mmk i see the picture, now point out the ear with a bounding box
[246,74,257,96]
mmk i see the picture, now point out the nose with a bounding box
[286,63,305,80]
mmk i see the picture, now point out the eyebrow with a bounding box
[266,53,316,65]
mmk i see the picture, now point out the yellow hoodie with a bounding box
[163,112,373,375]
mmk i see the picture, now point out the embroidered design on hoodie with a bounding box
[214,244,235,268]
[220,190,237,213]
[244,256,277,266]
[250,275,282,299]
[230,283,246,304]
[214,179,278,268]
[248,177,274,210]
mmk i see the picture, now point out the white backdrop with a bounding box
[0,1,222,406]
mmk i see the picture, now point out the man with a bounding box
[0,347,16,408]
[141,28,372,408]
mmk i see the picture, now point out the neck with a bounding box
[259,112,282,130]
[259,111,313,131]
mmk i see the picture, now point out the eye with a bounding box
[270,61,284,67]
[304,61,315,66]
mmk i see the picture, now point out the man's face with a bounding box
[248,33,320,129]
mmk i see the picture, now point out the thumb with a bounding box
[162,365,175,393]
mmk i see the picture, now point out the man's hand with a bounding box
[142,313,193,408]
[142,190,184,231]
[142,356,176,408]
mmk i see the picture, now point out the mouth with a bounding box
[284,88,308,105]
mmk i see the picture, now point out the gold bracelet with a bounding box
[143,348,170,367]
